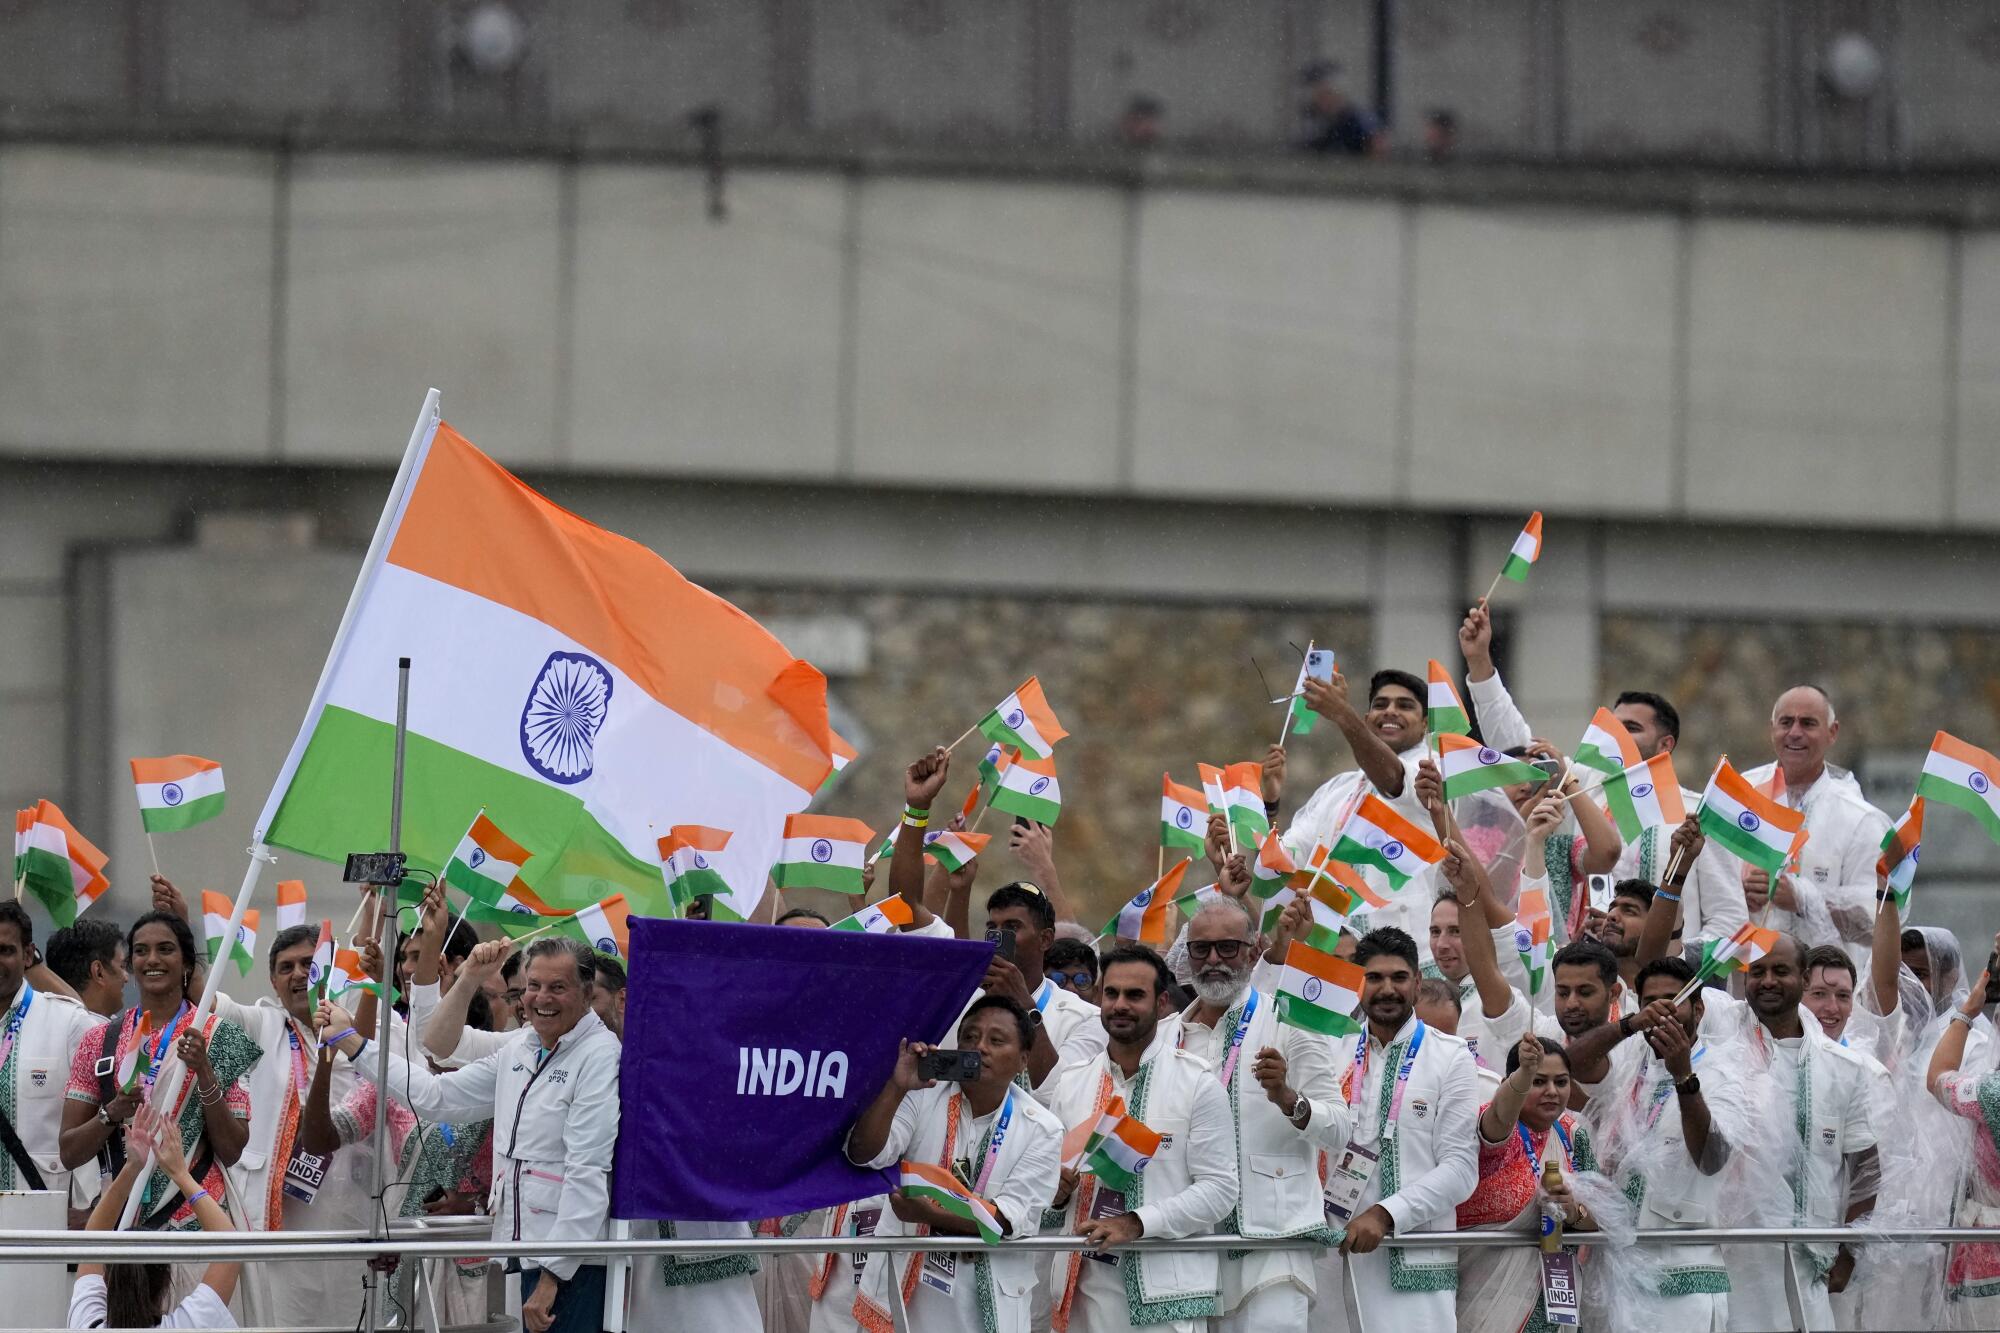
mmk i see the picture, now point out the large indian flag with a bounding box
[257,394,843,917]
[1917,731,2000,846]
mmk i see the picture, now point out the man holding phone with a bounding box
[845,996,1063,1333]
[976,884,1105,1095]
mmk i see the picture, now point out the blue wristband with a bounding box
[328,1027,359,1048]
[186,1188,210,1207]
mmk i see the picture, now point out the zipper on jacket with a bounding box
[505,1031,569,1242]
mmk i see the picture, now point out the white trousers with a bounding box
[1071,1257,1202,1333]
[1210,1282,1311,1330]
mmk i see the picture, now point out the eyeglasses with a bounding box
[1048,970,1095,988]
[1186,940,1250,961]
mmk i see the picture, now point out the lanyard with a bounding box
[1517,1120,1576,1174]
[1215,991,1258,1087]
[1635,1045,1706,1132]
[1032,980,1054,1015]
[1355,1021,1426,1141]
[140,1002,191,1093]
[971,1091,1014,1196]
[285,1022,314,1099]
[0,985,32,1073]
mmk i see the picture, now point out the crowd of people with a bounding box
[4,602,1999,1332]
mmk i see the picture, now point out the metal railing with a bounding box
[8,1222,1997,1333]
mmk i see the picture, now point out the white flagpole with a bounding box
[254,390,442,839]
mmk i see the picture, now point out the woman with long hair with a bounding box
[69,1106,241,1328]
[59,911,260,1231]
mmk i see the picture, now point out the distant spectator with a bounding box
[1423,108,1459,163]
[1298,59,1382,157]
[1045,937,1100,1004]
[1120,93,1165,149]
[46,917,126,1018]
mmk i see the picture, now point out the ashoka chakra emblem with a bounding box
[1380,841,1404,861]
[1477,748,1500,765]
[520,651,613,784]
[161,783,184,806]
[596,937,616,952]
[1632,783,1654,799]
[1133,888,1153,907]
[1176,808,1194,829]
[811,839,834,863]
[469,848,487,868]
[1514,927,1532,952]
[1302,976,1323,1002]
[1736,811,1761,832]
[1974,772,1993,795]
[1030,777,1051,796]
[1006,709,1025,728]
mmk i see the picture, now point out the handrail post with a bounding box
[1782,1243,1811,1332]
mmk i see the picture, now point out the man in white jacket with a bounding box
[1741,685,1892,951]
[0,901,101,1223]
[1170,897,1350,1330]
[325,936,620,1333]
[1047,945,1237,1333]
[1609,691,1747,950]
[1332,926,1480,1333]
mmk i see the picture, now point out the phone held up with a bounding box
[917,1049,984,1083]
[986,927,1017,962]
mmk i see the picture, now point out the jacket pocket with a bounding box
[520,1167,566,1217]
[1247,1151,1317,1224]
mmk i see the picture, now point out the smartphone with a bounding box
[1587,873,1614,912]
[1014,816,1033,831]
[1303,649,1336,684]
[1529,756,1563,782]
[985,927,1017,962]
[343,851,407,886]
[1985,952,2000,1006]
[917,1050,983,1083]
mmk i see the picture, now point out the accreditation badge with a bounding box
[1322,1141,1380,1226]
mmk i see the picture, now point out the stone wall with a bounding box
[1600,611,2000,783]
[720,586,1371,925]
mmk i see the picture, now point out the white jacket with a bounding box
[853,1083,1062,1332]
[2,986,99,1199]
[1742,763,1892,946]
[1047,1031,1238,1319]
[1162,988,1350,1238]
[365,1009,620,1279]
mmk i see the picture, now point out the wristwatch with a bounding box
[1675,1074,1701,1097]
[97,1104,122,1129]
[1287,1095,1312,1128]
[1027,1008,1045,1030]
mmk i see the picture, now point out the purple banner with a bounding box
[610,917,994,1222]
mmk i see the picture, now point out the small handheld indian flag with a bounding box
[1274,940,1366,1038]
[129,755,226,833]
[1425,661,1470,739]
[1435,733,1543,801]
[115,1014,158,1095]
[1099,858,1191,945]
[202,891,258,976]
[925,829,990,874]
[831,897,915,933]
[1574,708,1642,778]
[1516,883,1553,994]
[1604,751,1688,842]
[1199,761,1269,848]
[331,948,383,1003]
[1160,774,1208,852]
[1329,794,1446,889]
[1877,796,1924,913]
[12,800,110,928]
[1499,511,1542,584]
[1687,922,1784,994]
[1252,830,1299,900]
[1081,1110,1162,1194]
[1062,1095,1127,1169]
[306,920,335,1005]
[658,826,734,909]
[976,676,1068,760]
[462,878,570,930]
[560,894,631,960]
[1916,731,2000,847]
[275,880,308,932]
[1284,647,1336,737]
[1695,759,1806,874]
[898,1161,1004,1244]
[773,814,874,894]
[989,750,1062,825]
[443,811,534,908]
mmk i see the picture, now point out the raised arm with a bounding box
[1479,1034,1542,1142]
[1009,820,1072,923]
[1303,668,1407,798]
[322,1000,500,1123]
[888,748,948,931]
[1637,817,1703,970]
[1870,875,1903,1020]
[1459,605,1533,752]
[425,939,510,1064]
[1929,969,1990,1095]
[847,1039,930,1165]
